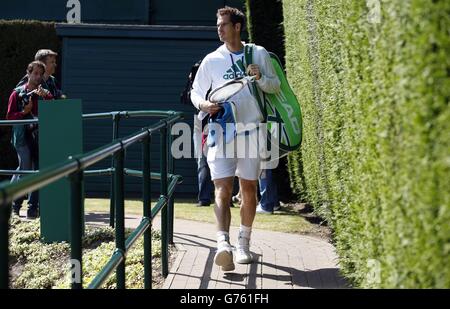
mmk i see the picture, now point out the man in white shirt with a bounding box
[190,6,280,271]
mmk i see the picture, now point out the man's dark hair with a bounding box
[26,61,46,75]
[217,6,246,32]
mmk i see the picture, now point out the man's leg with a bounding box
[257,169,279,213]
[213,177,234,271]
[27,151,39,219]
[194,125,214,206]
[197,155,213,206]
[213,177,233,232]
[236,178,258,264]
[11,145,32,216]
[239,178,258,227]
[234,128,262,264]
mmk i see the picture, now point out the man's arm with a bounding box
[190,59,212,110]
[6,91,24,120]
[190,58,221,115]
[6,91,30,120]
[254,46,281,94]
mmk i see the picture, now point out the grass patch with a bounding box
[85,198,143,216]
[173,203,314,234]
[85,198,316,235]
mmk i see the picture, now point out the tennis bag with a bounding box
[244,44,302,157]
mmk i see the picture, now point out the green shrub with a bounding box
[283,0,449,288]
[9,217,164,289]
[0,20,61,182]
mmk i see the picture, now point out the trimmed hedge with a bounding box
[283,0,449,288]
[0,20,61,182]
[245,0,297,201]
[245,0,285,66]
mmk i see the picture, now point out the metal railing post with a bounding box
[114,149,126,289]
[167,124,174,245]
[110,113,120,228]
[0,202,10,289]
[70,169,83,289]
[142,134,152,289]
[160,126,169,277]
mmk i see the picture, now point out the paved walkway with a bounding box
[85,212,349,289]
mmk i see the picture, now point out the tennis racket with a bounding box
[207,75,256,103]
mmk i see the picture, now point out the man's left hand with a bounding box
[246,64,261,80]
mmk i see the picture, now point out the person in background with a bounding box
[6,61,54,218]
[193,113,215,206]
[256,169,281,214]
[17,49,65,99]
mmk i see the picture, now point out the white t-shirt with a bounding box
[191,43,280,132]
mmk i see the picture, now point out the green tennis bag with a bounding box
[244,44,303,158]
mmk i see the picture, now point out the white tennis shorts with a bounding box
[207,156,262,181]
[206,130,263,181]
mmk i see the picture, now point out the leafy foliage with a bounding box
[9,217,164,289]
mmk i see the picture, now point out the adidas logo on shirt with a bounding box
[223,57,246,80]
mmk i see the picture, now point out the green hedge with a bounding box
[283,0,449,288]
[0,20,61,182]
[245,0,285,65]
[245,0,298,200]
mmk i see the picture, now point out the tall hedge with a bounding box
[0,20,61,182]
[245,0,285,65]
[245,0,300,200]
[283,0,449,288]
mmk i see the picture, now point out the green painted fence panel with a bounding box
[39,99,84,243]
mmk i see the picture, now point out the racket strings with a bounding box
[208,82,244,103]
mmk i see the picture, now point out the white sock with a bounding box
[239,225,252,240]
[217,231,229,243]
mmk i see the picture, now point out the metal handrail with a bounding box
[0,168,181,179]
[0,110,180,126]
[0,110,183,289]
[0,109,180,227]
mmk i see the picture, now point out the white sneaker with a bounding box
[235,235,253,264]
[214,240,235,271]
[256,204,272,214]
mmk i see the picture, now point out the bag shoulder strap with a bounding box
[244,43,267,120]
[244,43,254,67]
